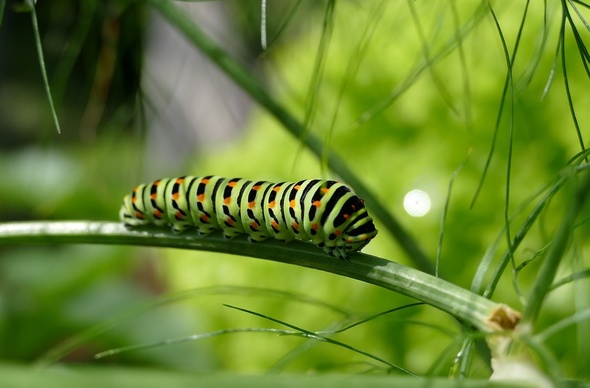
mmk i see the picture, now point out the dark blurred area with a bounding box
[0,0,145,145]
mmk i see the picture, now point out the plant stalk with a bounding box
[0,220,519,337]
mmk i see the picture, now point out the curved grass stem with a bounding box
[0,220,519,341]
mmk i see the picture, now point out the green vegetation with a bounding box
[0,0,589,386]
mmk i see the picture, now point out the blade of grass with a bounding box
[407,0,458,115]
[260,0,302,51]
[521,168,590,325]
[28,0,62,134]
[295,0,336,176]
[561,3,587,157]
[95,327,295,359]
[224,303,417,376]
[322,0,387,170]
[436,153,469,277]
[550,268,590,291]
[534,307,590,343]
[482,177,560,299]
[268,303,440,373]
[352,2,488,128]
[146,0,434,274]
[482,1,517,296]
[0,0,5,27]
[482,158,590,298]
[36,284,355,367]
[470,0,529,209]
[450,0,474,130]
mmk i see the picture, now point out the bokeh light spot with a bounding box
[403,190,431,217]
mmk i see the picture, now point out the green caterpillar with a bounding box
[119,176,378,259]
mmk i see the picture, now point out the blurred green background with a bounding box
[1,0,589,379]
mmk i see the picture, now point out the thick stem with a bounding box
[0,221,519,335]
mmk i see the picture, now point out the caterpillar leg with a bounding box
[319,244,350,260]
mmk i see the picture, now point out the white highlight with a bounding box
[403,190,431,217]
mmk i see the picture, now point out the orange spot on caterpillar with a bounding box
[290,199,296,208]
[313,200,321,208]
[253,185,261,191]
[343,214,350,219]
[333,229,342,236]
[291,222,299,231]
[250,221,259,230]
[229,181,237,187]
[176,178,184,184]
[321,187,329,194]
[201,178,210,184]
[249,201,256,208]
[311,223,319,231]
[271,220,279,229]
[200,215,209,222]
[153,209,163,218]
[150,192,158,200]
[135,211,144,219]
[224,197,231,205]
[226,217,235,226]
[172,192,180,200]
[273,186,281,192]
[197,194,205,201]
[269,200,276,208]
[175,211,184,220]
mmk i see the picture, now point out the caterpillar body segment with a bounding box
[120,176,378,259]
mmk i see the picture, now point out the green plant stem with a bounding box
[145,0,434,275]
[0,221,518,337]
[29,0,62,134]
[522,168,590,325]
[0,0,6,27]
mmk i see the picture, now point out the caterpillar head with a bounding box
[320,195,378,259]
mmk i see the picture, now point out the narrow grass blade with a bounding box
[28,0,62,134]
[522,169,590,324]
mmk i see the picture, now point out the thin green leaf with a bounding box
[301,0,335,175]
[550,268,590,291]
[449,0,474,130]
[407,0,458,115]
[260,0,302,51]
[436,153,469,277]
[534,307,590,343]
[486,1,517,302]
[470,0,528,209]
[482,155,590,298]
[95,327,295,359]
[28,0,62,134]
[522,168,590,324]
[0,0,5,27]
[224,304,417,376]
[561,2,588,156]
[35,284,354,367]
[322,0,387,169]
[353,2,488,127]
